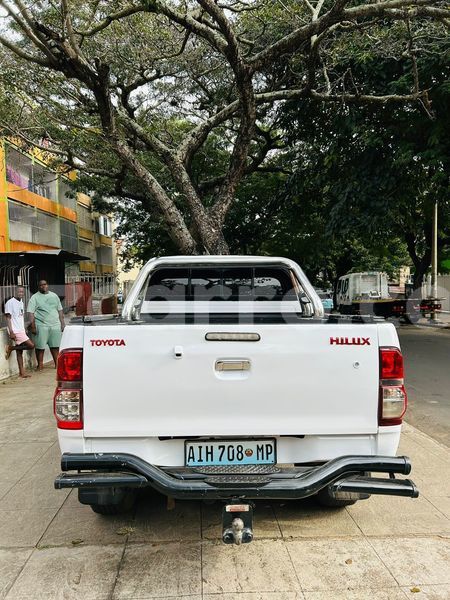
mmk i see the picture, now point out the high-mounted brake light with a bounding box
[379,347,407,426]
[54,349,83,429]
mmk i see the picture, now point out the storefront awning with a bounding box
[1,250,90,262]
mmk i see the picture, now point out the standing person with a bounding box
[28,280,65,371]
[4,286,35,378]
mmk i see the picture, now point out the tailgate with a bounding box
[82,323,380,437]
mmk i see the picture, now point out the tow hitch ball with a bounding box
[222,502,254,545]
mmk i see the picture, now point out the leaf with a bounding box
[410,588,421,593]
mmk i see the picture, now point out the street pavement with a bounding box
[0,364,449,599]
[398,326,450,447]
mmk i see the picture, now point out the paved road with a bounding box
[398,326,450,447]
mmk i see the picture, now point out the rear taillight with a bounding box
[379,347,407,426]
[54,349,83,430]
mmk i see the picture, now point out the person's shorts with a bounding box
[14,331,30,345]
[34,326,62,350]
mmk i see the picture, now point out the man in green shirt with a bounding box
[28,280,65,371]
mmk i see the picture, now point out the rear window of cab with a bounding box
[146,266,298,302]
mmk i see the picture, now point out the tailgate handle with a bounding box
[215,359,250,372]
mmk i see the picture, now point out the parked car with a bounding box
[316,290,333,312]
[54,256,418,544]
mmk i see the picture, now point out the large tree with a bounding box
[276,31,450,287]
[0,0,448,254]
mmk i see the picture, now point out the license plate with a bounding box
[185,439,276,467]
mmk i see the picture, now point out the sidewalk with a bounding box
[0,369,449,600]
[414,312,450,330]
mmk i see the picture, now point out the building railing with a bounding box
[65,274,117,297]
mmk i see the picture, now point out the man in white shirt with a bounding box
[4,286,35,378]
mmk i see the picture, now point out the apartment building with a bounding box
[0,138,115,290]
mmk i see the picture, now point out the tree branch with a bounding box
[0,33,51,66]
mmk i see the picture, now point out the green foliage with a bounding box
[274,35,450,286]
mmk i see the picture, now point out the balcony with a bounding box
[6,145,57,200]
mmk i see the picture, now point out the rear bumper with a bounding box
[55,453,419,500]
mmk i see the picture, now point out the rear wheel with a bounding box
[402,314,420,325]
[316,473,371,507]
[90,502,130,515]
[316,486,358,507]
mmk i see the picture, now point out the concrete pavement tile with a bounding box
[401,584,450,599]
[0,443,69,510]
[62,489,82,509]
[0,507,58,548]
[19,417,58,442]
[273,498,361,538]
[0,465,69,510]
[202,501,281,540]
[405,427,450,457]
[203,593,304,599]
[303,590,407,600]
[0,548,32,599]
[370,537,450,586]
[286,538,398,591]
[5,544,124,599]
[426,496,450,519]
[0,421,31,444]
[201,539,300,595]
[414,469,450,497]
[346,495,450,536]
[118,597,202,600]
[113,541,201,598]
[39,506,136,547]
[131,493,201,542]
[398,437,449,473]
[305,587,406,600]
[0,442,53,482]
[0,483,15,503]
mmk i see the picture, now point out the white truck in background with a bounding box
[54,256,418,544]
[336,271,421,323]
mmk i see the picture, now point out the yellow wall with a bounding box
[7,183,59,216]
[78,227,94,241]
[7,183,77,223]
[0,141,9,251]
[10,240,58,251]
[98,234,112,247]
[77,192,91,207]
[79,261,96,272]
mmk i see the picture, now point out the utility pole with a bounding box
[430,199,438,322]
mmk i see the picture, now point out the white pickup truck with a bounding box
[54,256,418,544]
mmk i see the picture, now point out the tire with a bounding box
[90,503,128,515]
[316,486,358,508]
[403,314,420,325]
[80,488,138,515]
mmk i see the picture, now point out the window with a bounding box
[147,268,189,301]
[253,267,296,301]
[97,216,112,237]
[223,268,252,300]
[60,219,78,253]
[146,266,299,302]
[191,269,221,300]
[8,200,60,247]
